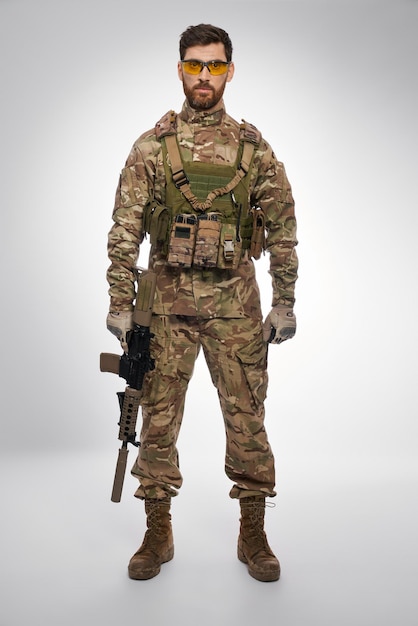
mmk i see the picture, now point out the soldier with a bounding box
[106,23,298,582]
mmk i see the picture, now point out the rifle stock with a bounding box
[100,269,157,502]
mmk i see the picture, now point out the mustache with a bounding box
[193,81,214,91]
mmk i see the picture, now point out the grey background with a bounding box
[1,0,417,624]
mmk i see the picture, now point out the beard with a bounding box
[183,80,226,111]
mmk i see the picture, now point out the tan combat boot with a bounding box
[237,496,280,582]
[128,498,174,580]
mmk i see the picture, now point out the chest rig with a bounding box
[144,110,264,269]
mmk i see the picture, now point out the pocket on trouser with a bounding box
[235,334,268,409]
[140,315,199,409]
[138,343,164,408]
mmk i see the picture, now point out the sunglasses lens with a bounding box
[182,61,204,75]
[208,61,229,75]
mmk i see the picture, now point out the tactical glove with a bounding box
[106,311,133,353]
[263,305,296,344]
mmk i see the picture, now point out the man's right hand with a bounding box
[106,311,133,353]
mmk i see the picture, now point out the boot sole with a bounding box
[238,545,280,582]
[128,546,174,580]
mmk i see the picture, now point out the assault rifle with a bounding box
[100,269,157,502]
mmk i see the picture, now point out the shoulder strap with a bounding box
[155,110,177,139]
[239,119,261,172]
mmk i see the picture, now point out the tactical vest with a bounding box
[143,110,266,269]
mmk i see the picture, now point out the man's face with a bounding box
[177,42,234,112]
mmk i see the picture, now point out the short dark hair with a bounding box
[179,24,233,62]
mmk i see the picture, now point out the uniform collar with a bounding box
[179,100,225,126]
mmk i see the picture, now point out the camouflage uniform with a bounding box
[107,100,298,500]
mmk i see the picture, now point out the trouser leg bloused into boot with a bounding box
[238,496,280,582]
[128,498,174,580]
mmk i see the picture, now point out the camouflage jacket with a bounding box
[107,100,298,319]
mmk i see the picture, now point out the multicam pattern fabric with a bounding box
[106,99,298,499]
[131,314,276,500]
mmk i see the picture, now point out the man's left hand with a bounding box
[263,305,296,344]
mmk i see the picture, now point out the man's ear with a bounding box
[177,61,183,81]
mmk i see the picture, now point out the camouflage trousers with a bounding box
[131,314,276,499]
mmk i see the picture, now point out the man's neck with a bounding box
[180,99,225,123]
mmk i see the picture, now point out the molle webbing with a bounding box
[165,134,254,211]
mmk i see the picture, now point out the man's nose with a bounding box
[199,65,211,78]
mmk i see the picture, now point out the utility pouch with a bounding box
[193,213,221,268]
[166,214,197,267]
[143,201,170,246]
[250,206,266,260]
[217,223,242,270]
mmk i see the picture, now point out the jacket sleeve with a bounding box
[252,142,298,307]
[106,141,153,312]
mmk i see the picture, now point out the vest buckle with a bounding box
[172,169,189,189]
[223,235,235,259]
